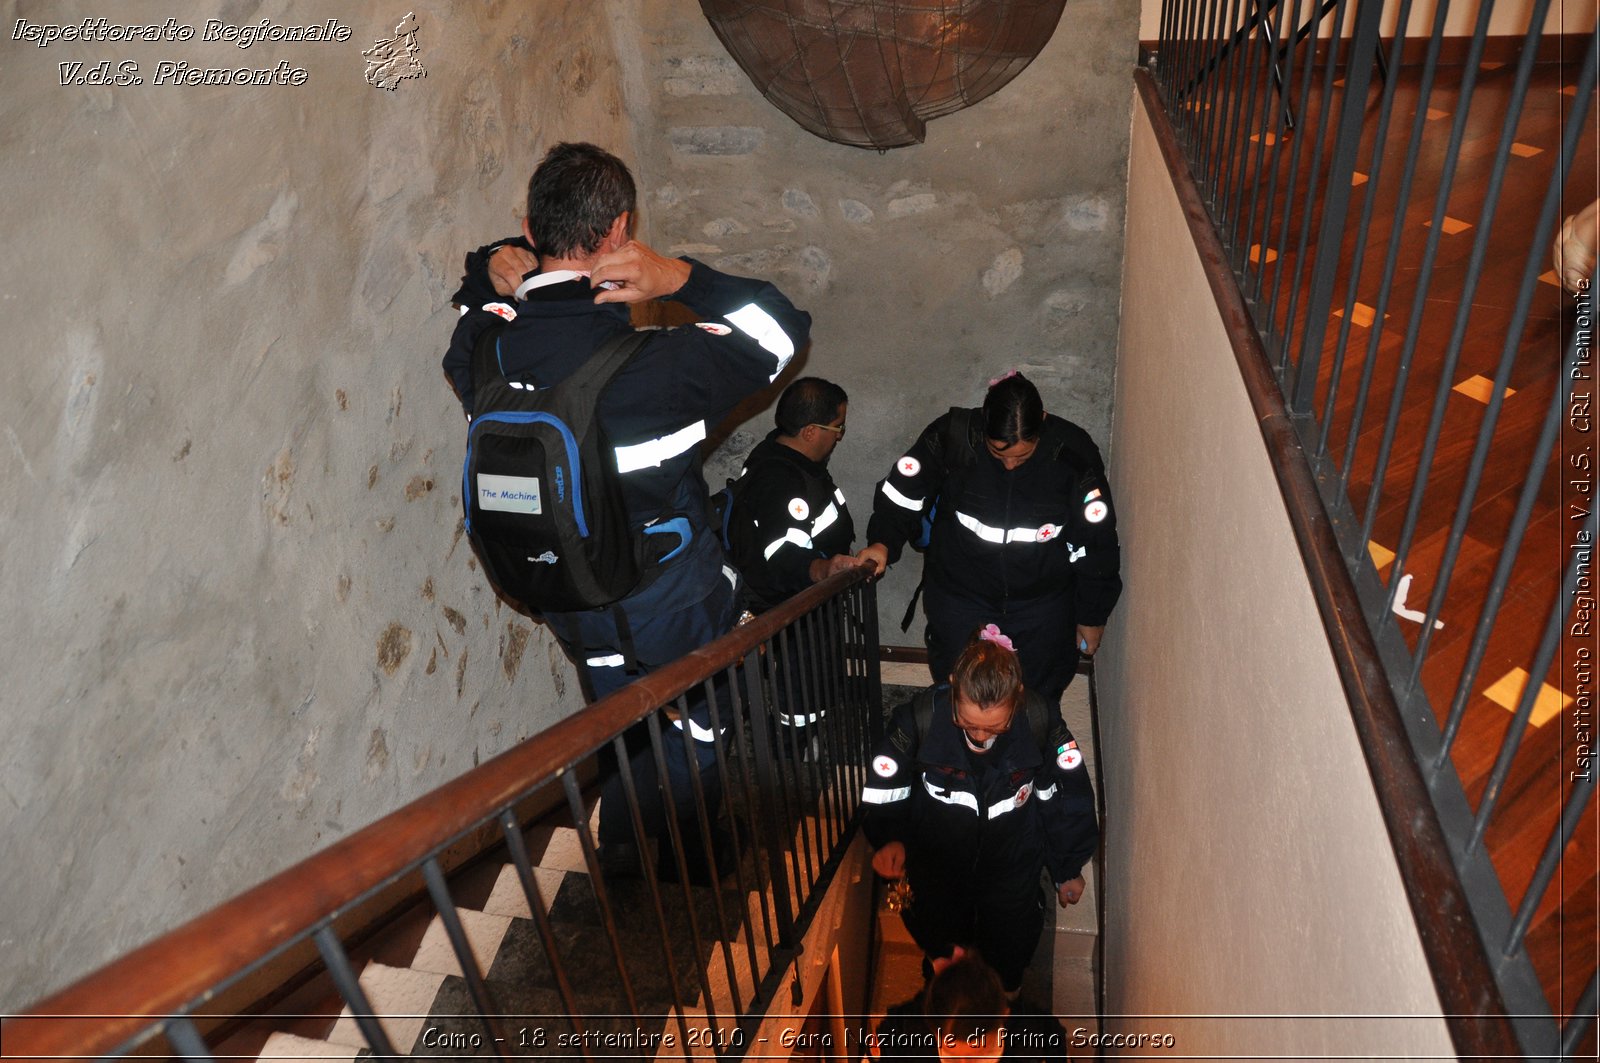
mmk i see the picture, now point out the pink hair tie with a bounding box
[987,369,1019,388]
[979,624,1014,651]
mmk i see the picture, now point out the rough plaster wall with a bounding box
[606,0,1140,643]
[0,0,632,1009]
[1095,91,1454,1056]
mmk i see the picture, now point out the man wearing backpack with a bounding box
[443,142,811,879]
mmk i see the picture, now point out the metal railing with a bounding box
[1145,0,1596,1057]
[2,570,882,1062]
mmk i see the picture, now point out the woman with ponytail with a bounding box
[859,371,1122,707]
[861,626,1098,995]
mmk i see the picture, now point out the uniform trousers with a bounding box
[922,583,1081,707]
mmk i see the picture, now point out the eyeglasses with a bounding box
[808,422,846,436]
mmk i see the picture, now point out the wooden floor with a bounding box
[1189,48,1597,1027]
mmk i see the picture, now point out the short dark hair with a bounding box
[981,372,1043,445]
[775,377,848,436]
[925,952,1007,1043]
[525,142,637,259]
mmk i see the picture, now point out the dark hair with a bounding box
[775,377,848,436]
[950,628,1024,709]
[525,142,637,259]
[925,952,1008,1043]
[981,372,1043,445]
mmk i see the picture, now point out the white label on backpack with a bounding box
[477,473,543,514]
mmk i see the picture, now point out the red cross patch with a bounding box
[873,755,898,778]
[897,456,921,477]
[1038,524,1061,541]
[483,302,517,322]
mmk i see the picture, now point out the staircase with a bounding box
[235,791,859,1062]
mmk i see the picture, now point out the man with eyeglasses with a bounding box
[722,376,868,614]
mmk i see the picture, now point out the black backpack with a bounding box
[462,325,652,612]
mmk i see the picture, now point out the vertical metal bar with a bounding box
[1336,0,1453,493]
[420,858,511,1057]
[1504,770,1596,955]
[559,770,641,1020]
[1467,503,1600,853]
[726,652,780,958]
[822,598,853,834]
[1355,0,1499,563]
[498,809,592,1057]
[1216,0,1262,231]
[1222,0,1274,267]
[1157,0,1178,99]
[652,701,725,1025]
[1435,315,1589,767]
[163,1018,214,1063]
[684,675,745,1015]
[704,664,765,992]
[1201,0,1248,200]
[1399,10,1582,686]
[802,609,842,855]
[1313,0,1415,456]
[313,925,399,1058]
[741,645,799,949]
[1242,0,1296,304]
[1284,0,1371,414]
[1561,974,1599,1056]
[778,622,820,889]
[1263,0,1337,362]
[599,735,693,1050]
[1196,0,1238,195]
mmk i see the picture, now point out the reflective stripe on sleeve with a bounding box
[724,303,797,379]
[764,527,814,560]
[1034,782,1059,801]
[862,785,911,805]
[586,654,625,668]
[614,420,708,473]
[672,717,724,742]
[922,775,980,814]
[810,501,839,537]
[881,480,923,511]
[779,709,824,725]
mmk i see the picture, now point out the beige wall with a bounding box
[1140,0,1591,43]
[1095,88,1455,1058]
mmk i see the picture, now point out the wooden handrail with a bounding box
[2,568,872,1061]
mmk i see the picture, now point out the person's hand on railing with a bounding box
[1057,876,1086,906]
[856,543,889,578]
[1553,198,1600,294]
[809,553,873,583]
[871,841,906,879]
[1075,624,1105,656]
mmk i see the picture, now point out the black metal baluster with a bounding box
[1335,0,1452,500]
[163,1017,213,1063]
[559,770,642,1022]
[313,925,400,1059]
[420,857,512,1057]
[498,809,592,1058]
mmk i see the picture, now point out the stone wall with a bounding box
[0,0,631,1008]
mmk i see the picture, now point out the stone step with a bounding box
[256,1032,360,1063]
[324,961,446,1053]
